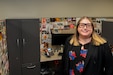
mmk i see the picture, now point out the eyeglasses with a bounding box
[78,23,92,28]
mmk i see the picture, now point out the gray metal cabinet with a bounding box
[6,19,40,75]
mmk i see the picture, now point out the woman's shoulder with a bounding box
[100,41,109,46]
[66,35,73,42]
[65,35,73,44]
[96,41,110,49]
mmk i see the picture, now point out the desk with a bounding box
[40,52,63,75]
[40,52,62,62]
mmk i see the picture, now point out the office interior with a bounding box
[0,0,113,75]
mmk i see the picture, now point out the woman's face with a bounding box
[77,18,93,38]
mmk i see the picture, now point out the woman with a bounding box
[62,16,113,75]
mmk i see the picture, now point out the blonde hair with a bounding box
[70,16,106,46]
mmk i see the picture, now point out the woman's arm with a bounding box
[103,43,113,75]
[62,37,71,75]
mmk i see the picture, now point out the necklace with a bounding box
[81,45,84,50]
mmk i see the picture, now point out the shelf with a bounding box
[51,29,75,34]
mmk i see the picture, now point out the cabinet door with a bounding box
[21,19,40,75]
[102,21,113,45]
[6,19,22,75]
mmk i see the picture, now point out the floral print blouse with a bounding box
[69,43,90,75]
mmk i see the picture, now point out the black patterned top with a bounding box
[69,43,90,75]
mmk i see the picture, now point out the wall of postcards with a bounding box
[39,17,108,53]
[40,17,76,53]
[0,20,9,75]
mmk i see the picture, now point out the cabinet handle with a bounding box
[27,65,36,69]
[16,39,19,46]
[23,38,25,45]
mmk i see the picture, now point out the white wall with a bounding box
[0,0,113,19]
